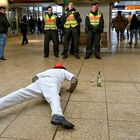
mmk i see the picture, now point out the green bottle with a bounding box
[97,72,101,87]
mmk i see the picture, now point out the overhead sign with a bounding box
[70,0,116,3]
[126,5,140,10]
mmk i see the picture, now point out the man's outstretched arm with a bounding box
[32,75,38,83]
[68,76,78,93]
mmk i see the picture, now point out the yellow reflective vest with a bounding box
[87,11,101,26]
[44,14,57,30]
[64,12,78,28]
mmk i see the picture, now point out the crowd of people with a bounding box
[112,11,140,46]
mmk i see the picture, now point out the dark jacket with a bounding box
[61,8,82,27]
[130,15,139,30]
[20,20,28,33]
[85,10,104,33]
[29,18,35,28]
[0,13,10,34]
[114,14,126,32]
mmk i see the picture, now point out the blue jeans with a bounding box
[130,29,138,45]
[0,34,6,58]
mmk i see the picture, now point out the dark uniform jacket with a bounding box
[20,20,28,34]
[61,8,82,27]
[85,10,104,33]
[0,13,10,34]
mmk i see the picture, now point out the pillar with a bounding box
[0,0,9,8]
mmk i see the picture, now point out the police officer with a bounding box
[61,2,82,59]
[85,3,104,59]
[43,6,59,58]
[0,63,78,129]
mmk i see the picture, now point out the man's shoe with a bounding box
[96,55,101,59]
[51,114,75,129]
[25,41,28,44]
[55,54,59,58]
[84,55,90,59]
[70,51,74,55]
[44,55,49,58]
[75,54,80,59]
[61,52,64,55]
[1,57,6,60]
[62,54,68,59]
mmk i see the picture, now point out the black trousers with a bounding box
[63,27,79,55]
[116,30,124,41]
[44,30,59,57]
[22,32,28,45]
[86,31,101,57]
[70,29,80,55]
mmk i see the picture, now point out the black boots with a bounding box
[95,55,101,59]
[84,55,90,59]
[62,54,68,59]
[0,56,6,61]
[84,55,101,59]
[51,114,75,129]
[75,54,80,59]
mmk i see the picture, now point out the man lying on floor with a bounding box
[0,63,78,129]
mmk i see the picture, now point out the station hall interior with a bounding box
[0,0,140,140]
[1,0,140,45]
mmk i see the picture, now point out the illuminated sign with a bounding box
[126,5,140,10]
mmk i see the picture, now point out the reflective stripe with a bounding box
[64,13,78,28]
[44,14,57,30]
[88,12,101,26]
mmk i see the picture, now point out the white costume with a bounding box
[0,69,74,116]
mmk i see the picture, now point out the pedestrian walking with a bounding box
[29,16,35,34]
[126,12,132,39]
[20,15,28,45]
[114,11,126,42]
[129,14,139,46]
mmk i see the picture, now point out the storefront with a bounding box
[7,0,62,35]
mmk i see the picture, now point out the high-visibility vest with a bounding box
[64,12,78,28]
[44,14,57,30]
[87,11,101,26]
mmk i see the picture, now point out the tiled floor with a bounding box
[0,31,140,140]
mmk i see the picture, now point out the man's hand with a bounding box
[32,76,38,83]
[68,76,78,93]
[73,11,79,19]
